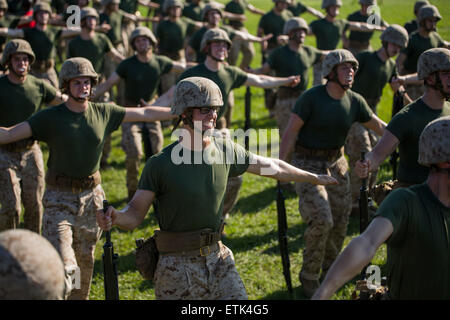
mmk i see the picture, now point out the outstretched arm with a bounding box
[244,73,300,89]
[306,6,325,19]
[312,217,393,299]
[0,122,33,145]
[246,153,338,185]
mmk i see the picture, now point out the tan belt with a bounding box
[0,138,36,152]
[155,225,223,256]
[295,144,343,162]
[46,170,101,193]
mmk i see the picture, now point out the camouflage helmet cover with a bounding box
[0,229,66,300]
[163,0,184,13]
[380,24,409,49]
[417,48,450,80]
[418,116,450,166]
[59,57,99,88]
[322,0,342,9]
[414,0,430,14]
[322,49,359,78]
[200,28,232,52]
[201,2,223,21]
[80,7,99,21]
[129,26,158,48]
[418,5,442,23]
[33,1,52,16]
[359,0,376,5]
[1,39,36,66]
[172,77,223,116]
[0,0,8,10]
[283,17,309,35]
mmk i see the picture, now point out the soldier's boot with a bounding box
[299,273,320,298]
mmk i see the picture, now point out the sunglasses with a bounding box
[194,106,220,114]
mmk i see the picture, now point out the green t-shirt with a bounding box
[68,33,114,74]
[346,10,386,44]
[23,27,63,61]
[386,99,450,184]
[178,63,248,119]
[189,25,236,63]
[404,19,418,35]
[310,18,349,50]
[119,0,138,13]
[224,0,247,29]
[375,183,450,300]
[293,85,373,149]
[183,2,204,22]
[0,75,57,127]
[99,10,125,45]
[401,31,446,73]
[267,44,323,92]
[258,9,293,49]
[116,55,173,105]
[138,137,252,232]
[288,2,308,16]
[27,102,126,178]
[352,51,398,101]
[156,17,197,55]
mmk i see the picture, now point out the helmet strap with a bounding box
[207,45,228,62]
[328,69,350,91]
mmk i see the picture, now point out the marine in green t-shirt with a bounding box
[257,3,293,52]
[183,0,204,22]
[310,18,348,50]
[311,116,450,300]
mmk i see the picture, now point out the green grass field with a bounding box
[48,0,450,300]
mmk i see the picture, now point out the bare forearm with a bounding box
[273,158,319,183]
[313,236,376,299]
[114,205,144,231]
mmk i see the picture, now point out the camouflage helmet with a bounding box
[418,5,442,23]
[101,0,120,6]
[59,57,99,88]
[129,26,158,49]
[417,48,450,80]
[418,116,450,166]
[172,77,223,116]
[200,28,232,52]
[0,0,8,10]
[322,49,359,78]
[163,0,184,14]
[201,2,222,21]
[414,0,430,14]
[33,1,52,17]
[321,0,342,9]
[0,229,66,300]
[80,7,99,21]
[1,39,36,67]
[359,0,376,5]
[283,17,309,35]
[380,24,409,49]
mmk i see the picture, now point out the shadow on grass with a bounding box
[233,186,297,215]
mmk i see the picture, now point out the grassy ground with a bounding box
[45,0,449,300]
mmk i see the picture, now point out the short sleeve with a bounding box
[227,139,251,177]
[354,93,373,123]
[40,79,57,104]
[374,188,411,246]
[386,109,410,141]
[292,90,313,121]
[103,103,126,135]
[157,55,174,75]
[138,156,161,194]
[230,66,248,90]
[27,108,52,142]
[115,59,128,78]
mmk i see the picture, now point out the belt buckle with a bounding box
[200,246,211,257]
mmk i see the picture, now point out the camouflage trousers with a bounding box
[344,122,379,213]
[404,83,425,102]
[42,184,105,300]
[30,66,58,89]
[0,143,45,233]
[154,241,247,300]
[313,61,326,87]
[228,27,255,69]
[274,96,298,139]
[121,121,163,199]
[292,154,351,281]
